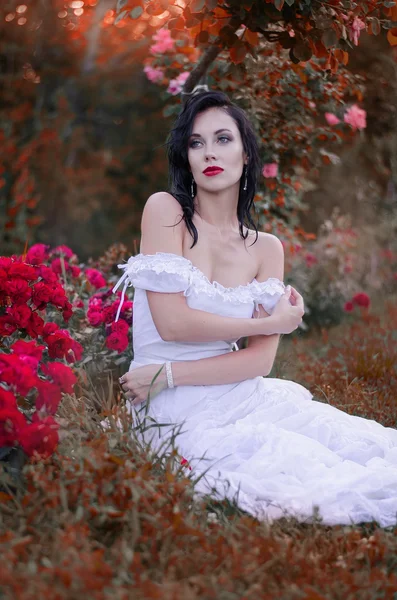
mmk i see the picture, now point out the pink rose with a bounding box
[348,17,365,46]
[262,163,279,178]
[86,268,107,290]
[343,105,367,131]
[167,71,190,96]
[143,65,164,83]
[87,309,103,327]
[149,28,175,54]
[344,301,354,313]
[325,112,340,126]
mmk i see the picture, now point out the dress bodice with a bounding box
[112,252,286,364]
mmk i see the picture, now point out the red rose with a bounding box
[62,307,73,322]
[31,282,52,307]
[111,319,129,335]
[6,279,32,305]
[8,263,37,281]
[0,407,27,447]
[71,265,81,277]
[19,414,59,458]
[0,354,39,396]
[105,331,129,353]
[47,331,73,360]
[26,243,50,266]
[41,362,77,394]
[51,258,71,275]
[102,304,118,325]
[42,322,59,339]
[0,388,18,410]
[49,285,68,308]
[0,316,17,337]
[38,265,58,284]
[25,312,44,338]
[7,305,32,328]
[65,340,83,364]
[0,257,13,273]
[87,309,103,327]
[11,340,45,360]
[344,301,354,312]
[35,380,62,415]
[352,292,370,308]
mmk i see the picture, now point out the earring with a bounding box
[243,165,248,191]
[191,177,195,198]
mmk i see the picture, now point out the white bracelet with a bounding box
[165,361,174,389]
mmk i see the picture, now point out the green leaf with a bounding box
[114,9,128,24]
[130,6,143,19]
[117,0,129,10]
[321,28,338,49]
[190,0,206,13]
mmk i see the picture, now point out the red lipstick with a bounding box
[203,166,224,176]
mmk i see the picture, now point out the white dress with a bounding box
[113,252,397,528]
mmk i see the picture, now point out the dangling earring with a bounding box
[243,165,248,191]
[191,177,195,198]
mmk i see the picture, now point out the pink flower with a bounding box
[143,65,164,83]
[348,17,366,46]
[26,243,50,266]
[344,301,354,313]
[150,28,175,54]
[167,71,190,95]
[344,105,367,131]
[87,309,103,327]
[52,245,75,259]
[262,163,279,178]
[86,268,107,290]
[325,113,340,126]
[305,253,318,267]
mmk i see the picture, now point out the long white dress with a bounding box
[113,252,397,528]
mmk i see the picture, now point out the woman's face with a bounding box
[187,107,247,194]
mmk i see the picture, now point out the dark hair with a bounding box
[166,90,261,248]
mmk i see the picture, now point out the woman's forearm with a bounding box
[163,306,279,343]
[172,335,281,386]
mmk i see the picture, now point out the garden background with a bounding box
[1,0,397,597]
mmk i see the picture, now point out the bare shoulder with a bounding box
[256,231,284,257]
[253,231,284,280]
[142,191,184,223]
[140,192,185,254]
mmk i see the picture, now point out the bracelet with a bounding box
[165,361,174,389]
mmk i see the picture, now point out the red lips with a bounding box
[203,166,224,176]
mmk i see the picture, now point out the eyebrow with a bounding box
[189,128,233,138]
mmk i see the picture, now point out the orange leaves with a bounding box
[387,28,397,46]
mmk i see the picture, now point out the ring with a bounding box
[119,377,124,385]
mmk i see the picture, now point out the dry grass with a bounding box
[0,300,397,599]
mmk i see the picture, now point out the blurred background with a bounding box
[0,1,396,335]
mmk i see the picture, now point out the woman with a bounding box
[114,91,397,528]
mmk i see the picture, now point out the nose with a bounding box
[205,147,217,161]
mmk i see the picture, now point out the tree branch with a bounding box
[181,19,242,104]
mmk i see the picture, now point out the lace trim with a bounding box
[112,252,286,320]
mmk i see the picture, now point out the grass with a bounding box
[0,299,396,599]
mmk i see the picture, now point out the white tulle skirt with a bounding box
[129,367,397,528]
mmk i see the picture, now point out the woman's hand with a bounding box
[269,286,305,335]
[119,364,168,406]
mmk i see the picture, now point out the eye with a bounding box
[189,139,201,148]
[218,135,231,143]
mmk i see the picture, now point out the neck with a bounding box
[194,184,240,232]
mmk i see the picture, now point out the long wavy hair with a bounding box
[166,91,261,248]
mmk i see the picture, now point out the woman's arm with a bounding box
[172,233,285,385]
[140,192,282,341]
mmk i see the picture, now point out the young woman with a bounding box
[114,91,397,528]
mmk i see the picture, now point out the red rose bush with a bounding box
[0,242,133,460]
